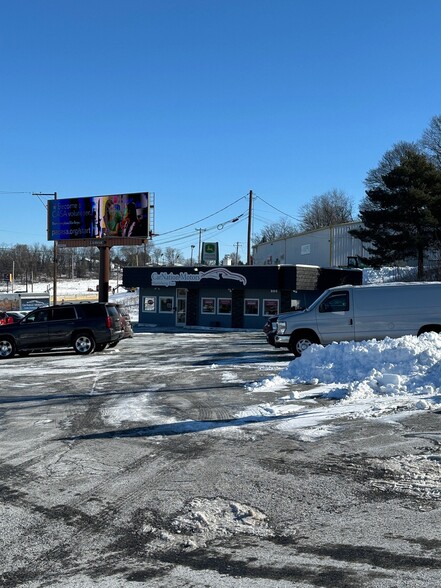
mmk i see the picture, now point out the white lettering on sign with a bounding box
[151,268,247,287]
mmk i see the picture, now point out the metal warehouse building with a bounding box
[252,221,366,267]
[123,264,362,329]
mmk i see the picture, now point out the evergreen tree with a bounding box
[351,152,441,279]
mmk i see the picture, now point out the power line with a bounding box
[254,193,302,223]
[156,194,248,237]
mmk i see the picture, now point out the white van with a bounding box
[275,282,441,356]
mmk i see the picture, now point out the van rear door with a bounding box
[315,289,355,344]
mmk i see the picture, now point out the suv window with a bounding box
[53,307,77,320]
[25,309,51,323]
[78,304,107,318]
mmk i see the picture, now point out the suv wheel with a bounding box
[73,333,96,355]
[0,337,16,359]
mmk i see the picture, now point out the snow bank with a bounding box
[279,332,441,406]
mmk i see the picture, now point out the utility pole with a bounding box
[195,228,206,264]
[33,191,58,304]
[247,190,253,265]
[233,242,241,264]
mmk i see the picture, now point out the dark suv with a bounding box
[0,302,123,359]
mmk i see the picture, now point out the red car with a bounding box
[0,312,15,326]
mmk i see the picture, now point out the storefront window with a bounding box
[143,296,156,312]
[217,298,232,314]
[159,297,174,313]
[201,298,215,314]
[244,299,259,315]
[263,299,279,316]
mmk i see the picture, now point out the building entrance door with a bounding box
[176,289,187,326]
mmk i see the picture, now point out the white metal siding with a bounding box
[253,222,367,267]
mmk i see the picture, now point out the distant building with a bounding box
[252,222,367,267]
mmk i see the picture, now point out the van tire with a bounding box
[418,325,441,336]
[73,332,96,355]
[290,331,319,357]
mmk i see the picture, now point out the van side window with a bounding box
[319,292,349,313]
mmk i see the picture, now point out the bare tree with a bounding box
[253,217,298,245]
[164,247,184,265]
[421,114,441,167]
[365,142,421,190]
[299,189,353,231]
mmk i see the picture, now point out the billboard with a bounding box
[48,192,150,241]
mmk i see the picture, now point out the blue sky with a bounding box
[1,0,441,261]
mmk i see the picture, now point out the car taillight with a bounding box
[106,316,112,328]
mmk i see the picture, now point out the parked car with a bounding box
[5,311,26,323]
[0,302,123,359]
[263,306,302,348]
[0,311,15,326]
[262,315,279,347]
[107,304,134,348]
[116,304,134,339]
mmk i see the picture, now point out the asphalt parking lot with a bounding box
[0,329,440,587]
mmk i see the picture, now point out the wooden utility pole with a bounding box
[247,190,253,264]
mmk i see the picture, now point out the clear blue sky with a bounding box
[1,0,441,261]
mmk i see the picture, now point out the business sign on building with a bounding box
[48,192,150,241]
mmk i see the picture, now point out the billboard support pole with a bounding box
[53,192,58,305]
[98,245,111,303]
[33,191,58,305]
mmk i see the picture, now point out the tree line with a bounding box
[0,243,193,286]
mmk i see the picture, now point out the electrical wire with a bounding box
[157,194,248,237]
[253,193,302,223]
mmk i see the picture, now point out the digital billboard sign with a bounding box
[48,192,150,241]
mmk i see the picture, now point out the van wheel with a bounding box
[73,333,96,355]
[0,338,16,359]
[290,333,318,357]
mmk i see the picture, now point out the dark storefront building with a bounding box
[123,264,363,329]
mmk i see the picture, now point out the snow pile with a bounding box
[279,333,441,407]
[363,266,417,284]
[142,497,273,552]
